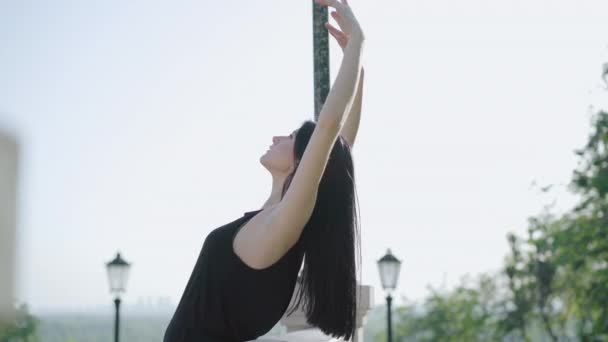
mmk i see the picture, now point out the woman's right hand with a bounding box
[314,0,365,43]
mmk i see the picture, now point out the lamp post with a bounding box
[377,249,402,342]
[106,252,131,342]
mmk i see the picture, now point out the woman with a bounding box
[163,0,365,340]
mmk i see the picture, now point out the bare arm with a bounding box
[340,66,363,148]
[324,14,364,149]
[264,0,364,250]
[316,39,364,130]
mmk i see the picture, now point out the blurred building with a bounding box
[0,131,18,327]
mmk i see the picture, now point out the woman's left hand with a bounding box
[325,12,349,52]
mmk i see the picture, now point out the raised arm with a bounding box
[340,66,363,148]
[324,15,364,149]
[264,0,364,250]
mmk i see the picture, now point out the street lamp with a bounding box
[377,249,401,342]
[106,252,131,342]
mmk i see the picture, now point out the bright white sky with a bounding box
[1,0,607,313]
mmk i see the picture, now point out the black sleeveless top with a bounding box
[163,209,305,342]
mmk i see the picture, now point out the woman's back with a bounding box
[163,209,304,342]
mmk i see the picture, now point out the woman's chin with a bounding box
[259,154,269,167]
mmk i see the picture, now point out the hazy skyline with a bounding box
[1,0,608,312]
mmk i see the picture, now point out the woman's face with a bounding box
[260,129,299,174]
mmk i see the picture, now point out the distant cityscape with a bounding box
[34,304,387,342]
[34,296,176,316]
[131,295,174,314]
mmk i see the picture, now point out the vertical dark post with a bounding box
[313,0,330,120]
[114,298,121,342]
[386,294,393,342]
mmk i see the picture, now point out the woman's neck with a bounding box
[261,172,288,210]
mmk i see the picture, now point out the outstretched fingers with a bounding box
[331,11,347,31]
[325,22,347,47]
[325,22,344,38]
[316,0,361,39]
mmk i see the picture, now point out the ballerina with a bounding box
[164,0,365,340]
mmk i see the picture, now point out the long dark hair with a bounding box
[280,120,362,340]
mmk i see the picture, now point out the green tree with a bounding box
[499,232,533,341]
[377,275,500,341]
[0,303,39,342]
[377,63,608,342]
[555,109,608,340]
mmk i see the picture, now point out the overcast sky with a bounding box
[1,0,608,313]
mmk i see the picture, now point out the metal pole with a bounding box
[386,294,393,342]
[312,0,330,120]
[114,297,121,342]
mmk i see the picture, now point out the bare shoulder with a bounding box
[232,206,298,270]
[233,122,340,270]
